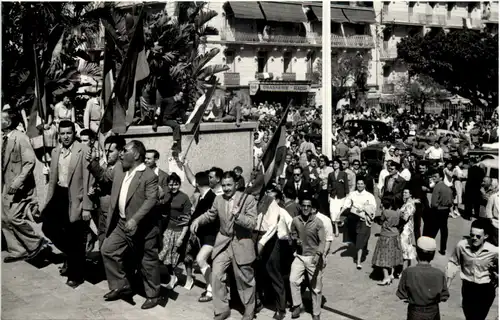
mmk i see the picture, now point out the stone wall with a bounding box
[34,121,257,205]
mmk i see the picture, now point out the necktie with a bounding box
[2,134,8,163]
[387,176,395,193]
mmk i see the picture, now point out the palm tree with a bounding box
[145,1,229,108]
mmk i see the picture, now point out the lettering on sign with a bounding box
[259,84,310,92]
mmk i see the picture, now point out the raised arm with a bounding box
[234,194,258,230]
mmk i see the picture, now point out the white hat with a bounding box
[417,236,436,251]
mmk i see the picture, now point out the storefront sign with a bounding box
[249,82,259,96]
[259,84,310,92]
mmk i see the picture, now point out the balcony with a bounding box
[340,35,374,48]
[426,14,447,26]
[305,72,319,83]
[281,73,296,81]
[382,83,395,94]
[223,72,240,86]
[381,11,426,25]
[380,47,398,60]
[220,30,309,45]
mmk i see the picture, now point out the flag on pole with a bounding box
[26,44,47,146]
[260,102,291,188]
[99,7,149,135]
[102,23,115,107]
[185,77,217,144]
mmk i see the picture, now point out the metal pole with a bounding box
[322,0,333,159]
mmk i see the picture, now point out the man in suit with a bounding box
[41,120,93,288]
[144,149,169,246]
[382,160,407,206]
[153,90,184,152]
[284,166,312,203]
[92,135,127,249]
[1,110,49,263]
[87,140,160,310]
[276,153,293,187]
[191,171,258,320]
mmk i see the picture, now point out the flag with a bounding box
[185,77,217,144]
[26,44,47,146]
[102,22,115,107]
[100,7,150,134]
[251,100,292,194]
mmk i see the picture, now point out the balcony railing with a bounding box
[381,11,426,25]
[220,30,373,48]
[425,14,447,26]
[255,72,274,80]
[223,72,240,86]
[382,83,395,94]
[380,47,398,60]
[281,73,296,81]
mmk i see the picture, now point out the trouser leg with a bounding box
[138,226,161,298]
[232,257,256,318]
[66,220,87,281]
[211,248,232,315]
[289,256,306,308]
[100,219,130,290]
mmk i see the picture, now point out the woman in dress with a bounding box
[328,158,350,237]
[399,188,418,270]
[453,158,466,213]
[317,155,333,216]
[372,196,404,285]
[341,178,377,269]
[158,173,192,289]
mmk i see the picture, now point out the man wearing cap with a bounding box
[397,236,449,320]
[447,219,498,320]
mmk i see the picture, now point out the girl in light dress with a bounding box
[399,188,418,271]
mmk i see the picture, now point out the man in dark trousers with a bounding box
[42,120,93,288]
[424,170,453,255]
[463,162,486,220]
[87,140,160,310]
[409,161,431,240]
[153,90,184,152]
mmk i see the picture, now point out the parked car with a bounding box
[343,120,391,141]
[361,143,386,176]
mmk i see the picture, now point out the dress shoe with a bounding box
[141,298,159,310]
[214,310,231,320]
[273,311,286,320]
[312,315,320,320]
[66,279,84,288]
[291,306,301,319]
[104,286,133,301]
[3,254,28,263]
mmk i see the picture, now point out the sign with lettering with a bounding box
[259,84,310,92]
[249,82,259,96]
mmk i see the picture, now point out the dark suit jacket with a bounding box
[284,179,312,201]
[303,166,320,191]
[382,174,407,204]
[88,161,158,236]
[158,169,169,190]
[327,170,349,199]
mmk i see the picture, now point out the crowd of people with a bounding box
[1,95,499,320]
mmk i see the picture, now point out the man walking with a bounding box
[41,120,93,288]
[191,171,258,320]
[1,110,49,263]
[87,140,161,310]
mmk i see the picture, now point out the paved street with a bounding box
[2,217,497,320]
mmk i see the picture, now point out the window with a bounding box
[447,2,455,19]
[307,51,316,74]
[408,1,416,15]
[331,22,342,35]
[283,52,292,73]
[225,51,235,72]
[257,51,268,73]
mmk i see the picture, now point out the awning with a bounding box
[260,2,307,22]
[259,82,310,92]
[227,2,264,20]
[309,4,348,23]
[342,7,376,23]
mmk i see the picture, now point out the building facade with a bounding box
[373,1,499,102]
[203,1,377,106]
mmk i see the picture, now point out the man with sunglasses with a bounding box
[447,219,498,320]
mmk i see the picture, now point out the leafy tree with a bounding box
[394,75,448,114]
[144,2,229,106]
[397,29,498,109]
[316,50,370,108]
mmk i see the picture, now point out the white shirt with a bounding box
[377,168,390,194]
[425,146,444,160]
[154,167,159,176]
[316,213,334,242]
[118,163,146,219]
[400,168,411,182]
[259,201,294,245]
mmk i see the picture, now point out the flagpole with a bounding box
[232,99,293,221]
